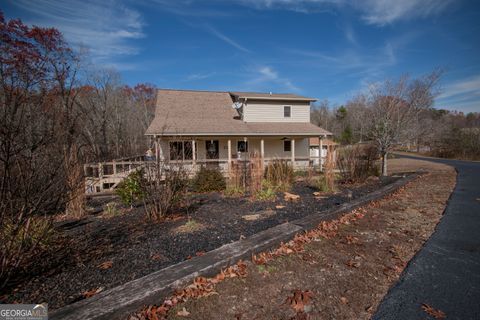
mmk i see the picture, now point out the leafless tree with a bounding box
[366,70,442,175]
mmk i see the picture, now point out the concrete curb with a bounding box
[51,173,420,320]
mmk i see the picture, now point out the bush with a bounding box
[192,166,226,192]
[142,162,189,221]
[255,180,277,201]
[224,186,245,197]
[265,159,293,191]
[116,169,145,207]
[336,144,379,183]
[1,217,55,288]
[310,175,332,192]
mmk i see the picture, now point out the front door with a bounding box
[205,140,219,160]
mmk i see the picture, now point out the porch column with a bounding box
[260,138,265,170]
[291,138,295,168]
[227,139,232,172]
[319,136,323,172]
[192,139,196,165]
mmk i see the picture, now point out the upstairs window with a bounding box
[283,140,292,152]
[284,106,291,118]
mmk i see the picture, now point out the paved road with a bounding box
[373,154,480,320]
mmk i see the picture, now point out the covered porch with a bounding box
[153,134,328,174]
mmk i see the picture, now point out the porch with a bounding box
[84,135,331,194]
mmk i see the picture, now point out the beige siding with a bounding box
[243,101,311,123]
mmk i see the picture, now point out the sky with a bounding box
[3,0,480,112]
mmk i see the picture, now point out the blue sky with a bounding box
[3,0,480,112]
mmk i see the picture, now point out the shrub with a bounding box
[142,162,189,221]
[265,159,293,191]
[116,169,145,207]
[103,202,120,216]
[1,217,55,288]
[192,166,226,192]
[255,180,277,201]
[310,175,331,192]
[224,186,245,197]
[336,144,379,183]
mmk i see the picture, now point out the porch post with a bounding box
[192,139,196,165]
[227,139,232,171]
[260,138,265,171]
[154,135,159,161]
[319,136,323,172]
[291,138,295,168]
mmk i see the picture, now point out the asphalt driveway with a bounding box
[373,154,480,320]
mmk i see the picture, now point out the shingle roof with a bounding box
[230,91,316,101]
[145,89,330,136]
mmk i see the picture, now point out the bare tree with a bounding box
[366,71,442,175]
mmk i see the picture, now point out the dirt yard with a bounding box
[158,158,456,320]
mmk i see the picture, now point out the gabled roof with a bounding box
[145,89,330,136]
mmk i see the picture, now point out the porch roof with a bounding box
[146,89,331,137]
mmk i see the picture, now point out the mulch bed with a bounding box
[2,176,398,310]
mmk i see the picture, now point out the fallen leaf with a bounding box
[285,290,314,313]
[82,287,103,298]
[177,307,190,317]
[151,254,163,261]
[98,261,113,270]
[195,251,206,256]
[421,303,446,319]
[345,260,360,268]
[340,297,348,304]
[275,205,286,209]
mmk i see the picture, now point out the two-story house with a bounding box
[145,89,331,172]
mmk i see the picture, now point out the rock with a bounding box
[242,214,260,221]
[284,192,300,202]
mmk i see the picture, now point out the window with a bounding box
[284,106,291,118]
[283,140,292,152]
[237,141,248,152]
[170,141,193,160]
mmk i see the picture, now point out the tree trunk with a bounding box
[381,151,388,176]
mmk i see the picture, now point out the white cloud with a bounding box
[186,72,217,81]
[235,0,454,26]
[10,0,145,61]
[204,24,251,53]
[439,75,480,99]
[436,75,480,112]
[247,66,301,92]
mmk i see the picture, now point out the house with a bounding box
[145,89,331,173]
[309,137,338,168]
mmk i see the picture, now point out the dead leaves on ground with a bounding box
[285,289,314,313]
[82,287,103,298]
[97,260,113,270]
[132,261,247,320]
[251,208,367,267]
[421,303,446,319]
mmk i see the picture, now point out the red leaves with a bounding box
[421,303,446,319]
[82,287,103,299]
[132,260,248,320]
[285,289,314,313]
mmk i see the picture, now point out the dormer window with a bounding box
[284,106,291,118]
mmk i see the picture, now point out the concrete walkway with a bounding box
[373,154,480,320]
